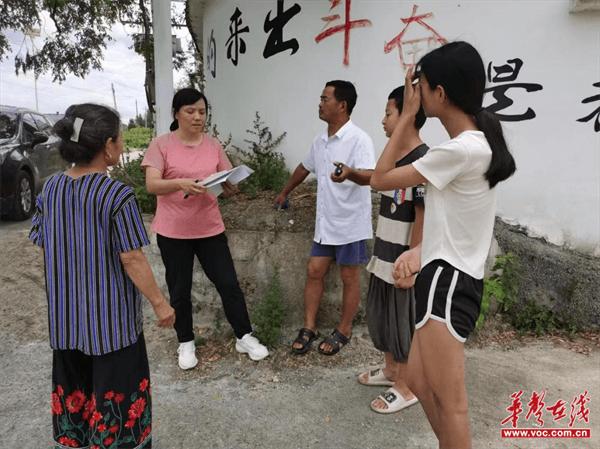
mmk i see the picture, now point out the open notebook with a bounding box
[198,165,254,197]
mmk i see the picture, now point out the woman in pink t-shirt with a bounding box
[142,88,268,369]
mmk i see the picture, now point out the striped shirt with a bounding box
[366,144,428,284]
[29,172,150,356]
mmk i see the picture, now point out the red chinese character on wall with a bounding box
[384,4,447,70]
[546,399,567,423]
[315,0,372,66]
[525,390,546,426]
[501,390,524,428]
[569,390,591,427]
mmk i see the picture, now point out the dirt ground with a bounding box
[1,202,599,449]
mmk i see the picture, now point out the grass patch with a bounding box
[477,253,579,336]
[252,270,285,348]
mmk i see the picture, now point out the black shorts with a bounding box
[366,274,415,363]
[414,260,483,342]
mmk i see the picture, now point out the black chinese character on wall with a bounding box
[484,58,543,122]
[207,29,217,78]
[577,82,600,133]
[226,7,249,66]
[263,0,302,59]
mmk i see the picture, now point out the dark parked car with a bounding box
[45,113,64,124]
[0,106,68,220]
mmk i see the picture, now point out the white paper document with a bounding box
[201,165,254,196]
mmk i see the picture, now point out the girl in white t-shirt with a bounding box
[371,42,516,449]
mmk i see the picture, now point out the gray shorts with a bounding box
[366,274,415,363]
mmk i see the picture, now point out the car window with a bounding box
[0,112,18,139]
[32,114,53,134]
[22,113,39,142]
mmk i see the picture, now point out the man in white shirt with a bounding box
[275,80,376,355]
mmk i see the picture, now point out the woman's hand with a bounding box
[222,181,238,198]
[402,66,422,119]
[153,297,175,328]
[179,179,207,196]
[393,246,421,289]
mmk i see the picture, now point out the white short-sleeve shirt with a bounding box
[302,120,376,245]
[412,130,495,279]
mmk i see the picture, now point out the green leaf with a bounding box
[60,415,71,431]
[141,410,150,426]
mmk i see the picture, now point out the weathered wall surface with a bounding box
[192,0,600,254]
[145,227,372,333]
[494,219,600,328]
[143,196,600,335]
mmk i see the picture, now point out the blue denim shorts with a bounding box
[310,240,369,265]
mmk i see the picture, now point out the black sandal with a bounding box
[318,329,350,356]
[291,328,319,355]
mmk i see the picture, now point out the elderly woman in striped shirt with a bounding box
[30,103,174,449]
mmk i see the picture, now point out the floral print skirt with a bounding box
[51,334,151,449]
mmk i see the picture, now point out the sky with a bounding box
[0,9,190,122]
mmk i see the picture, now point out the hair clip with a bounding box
[70,117,84,142]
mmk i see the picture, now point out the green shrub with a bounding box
[477,253,521,330]
[509,300,558,336]
[123,127,153,149]
[477,252,579,335]
[111,153,156,214]
[233,112,289,196]
[112,126,154,213]
[252,270,285,348]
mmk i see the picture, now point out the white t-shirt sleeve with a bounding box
[354,134,376,170]
[412,142,469,190]
[302,142,316,173]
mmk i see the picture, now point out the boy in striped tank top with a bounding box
[357,87,428,414]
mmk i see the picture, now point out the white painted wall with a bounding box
[201,0,600,254]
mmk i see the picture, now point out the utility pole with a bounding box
[34,76,39,112]
[111,83,118,110]
[152,0,174,135]
[24,28,41,111]
[135,99,139,119]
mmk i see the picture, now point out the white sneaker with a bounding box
[235,333,269,361]
[177,341,198,370]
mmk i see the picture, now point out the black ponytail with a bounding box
[475,109,516,188]
[417,41,516,189]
